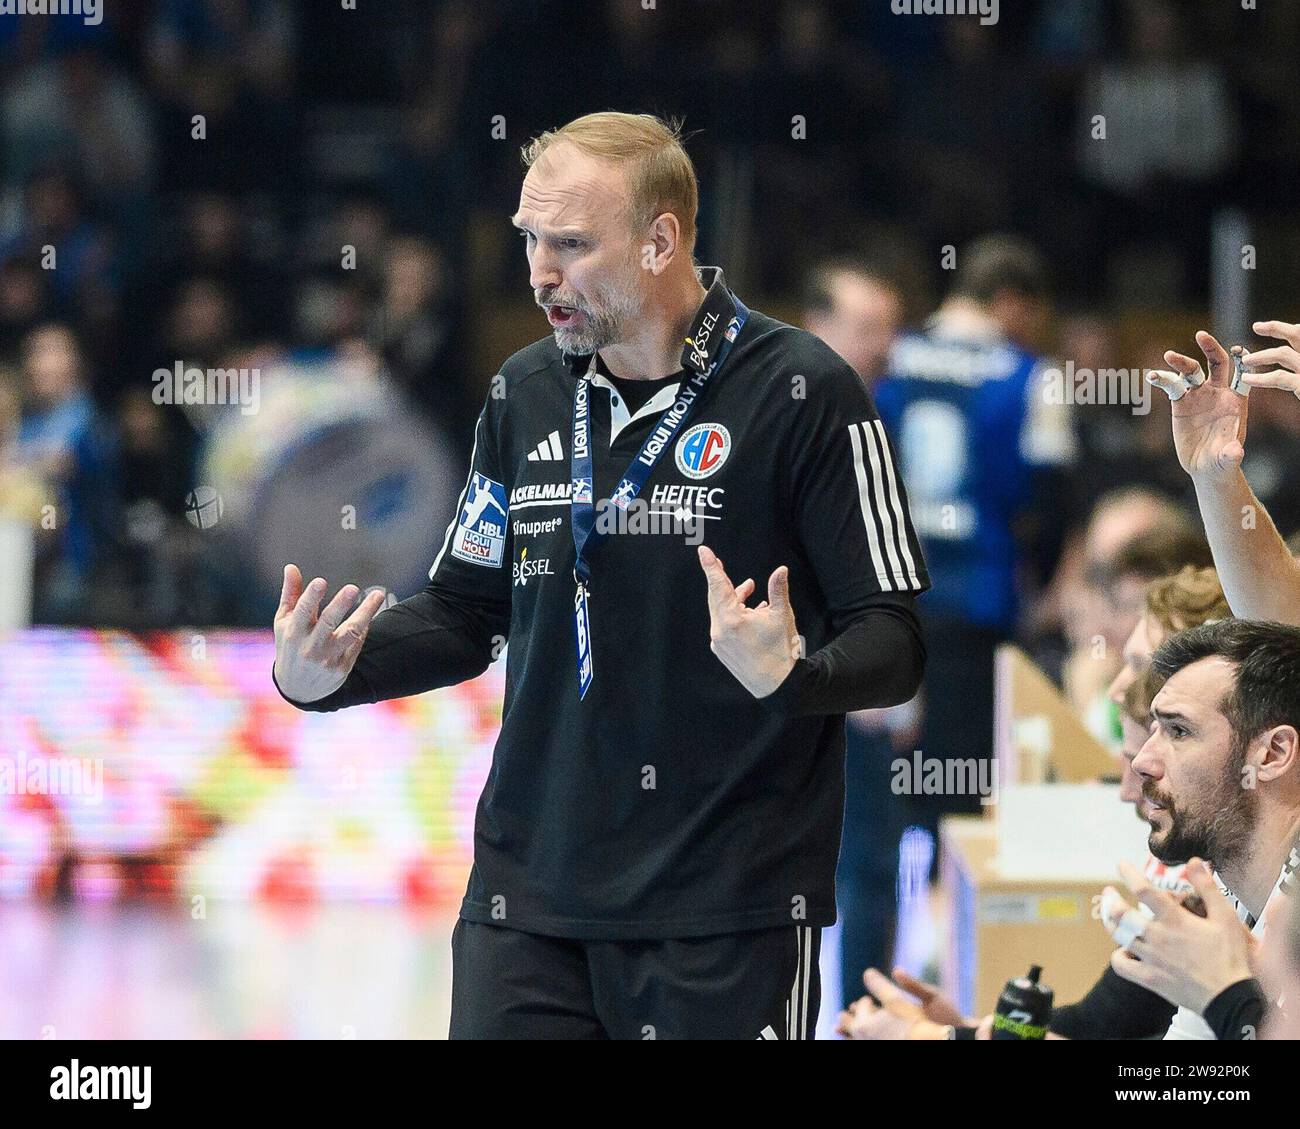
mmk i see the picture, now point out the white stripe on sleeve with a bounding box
[847,423,895,591]
[869,419,923,589]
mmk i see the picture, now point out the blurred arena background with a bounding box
[1,0,1299,1039]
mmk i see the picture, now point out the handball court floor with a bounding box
[0,904,863,1039]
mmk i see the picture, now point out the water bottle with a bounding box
[991,965,1053,1040]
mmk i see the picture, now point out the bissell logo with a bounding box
[675,423,732,480]
[685,311,719,371]
[513,547,554,587]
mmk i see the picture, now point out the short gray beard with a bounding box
[552,274,642,356]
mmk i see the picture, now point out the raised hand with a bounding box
[1107,858,1258,1016]
[697,545,800,698]
[1148,330,1248,483]
[1242,319,1300,400]
[272,563,388,703]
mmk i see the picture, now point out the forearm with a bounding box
[1202,978,1268,1041]
[275,584,506,712]
[1192,468,1300,623]
[1049,966,1177,1041]
[760,596,925,717]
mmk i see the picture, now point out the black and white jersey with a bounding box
[283,267,930,940]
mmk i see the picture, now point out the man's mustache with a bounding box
[537,293,586,311]
[1141,780,1175,812]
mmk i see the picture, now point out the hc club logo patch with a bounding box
[675,422,732,480]
[452,473,507,567]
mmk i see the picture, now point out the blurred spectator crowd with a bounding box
[0,0,1297,627]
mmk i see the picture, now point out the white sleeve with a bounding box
[1162,1005,1216,1041]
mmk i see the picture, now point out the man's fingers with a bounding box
[735,577,756,603]
[1185,858,1222,910]
[290,577,328,633]
[335,588,388,653]
[1242,369,1300,395]
[1240,345,1300,372]
[1117,859,1145,888]
[1196,330,1231,386]
[862,967,904,1006]
[1151,351,1204,399]
[892,967,937,1004]
[1184,858,1232,921]
[1119,859,1177,922]
[767,565,792,613]
[1114,907,1150,951]
[1109,945,1156,987]
[1239,345,1300,399]
[697,545,737,615]
[277,564,304,621]
[1243,368,1300,387]
[1117,860,1157,906]
[1127,921,1176,972]
[1253,320,1300,348]
[1165,350,1206,387]
[1147,369,1189,401]
[314,584,361,638]
[313,588,387,672]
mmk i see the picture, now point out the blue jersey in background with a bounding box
[874,315,1074,632]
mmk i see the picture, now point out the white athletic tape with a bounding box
[1099,886,1128,933]
[1147,370,1189,401]
[1111,908,1149,951]
[1230,348,1251,397]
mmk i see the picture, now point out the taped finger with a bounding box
[1099,886,1129,932]
[1147,370,1190,401]
[1111,907,1148,951]
[1229,346,1251,397]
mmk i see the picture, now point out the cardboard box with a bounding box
[941,814,1132,1020]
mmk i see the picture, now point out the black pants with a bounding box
[836,723,908,1009]
[906,615,1004,865]
[449,918,821,1040]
